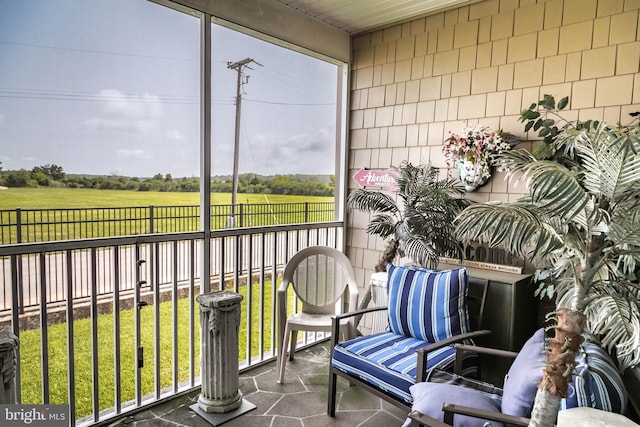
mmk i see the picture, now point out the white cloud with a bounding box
[98,89,162,119]
[80,89,162,135]
[166,130,185,141]
[116,148,149,160]
[285,128,332,153]
[83,118,131,132]
[246,127,334,174]
[0,113,5,127]
[81,118,158,134]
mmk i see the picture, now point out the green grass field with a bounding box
[0,187,332,210]
[19,279,291,419]
[0,188,333,243]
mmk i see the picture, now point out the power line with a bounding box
[0,88,333,107]
[0,93,199,105]
[0,91,331,106]
[244,98,334,106]
[0,87,333,106]
[0,40,197,62]
[0,87,240,105]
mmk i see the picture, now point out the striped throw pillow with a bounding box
[387,265,470,343]
[561,339,628,414]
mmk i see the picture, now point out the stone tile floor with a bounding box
[111,341,408,427]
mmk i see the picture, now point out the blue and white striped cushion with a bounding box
[387,265,470,342]
[332,331,478,403]
[561,341,628,414]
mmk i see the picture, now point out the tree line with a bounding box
[0,163,335,197]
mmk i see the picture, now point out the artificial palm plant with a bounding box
[348,160,469,271]
[455,95,640,426]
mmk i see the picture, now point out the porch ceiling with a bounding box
[271,0,479,34]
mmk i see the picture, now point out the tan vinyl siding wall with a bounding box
[346,0,640,281]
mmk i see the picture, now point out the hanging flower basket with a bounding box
[443,124,512,191]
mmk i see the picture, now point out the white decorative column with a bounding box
[196,290,244,414]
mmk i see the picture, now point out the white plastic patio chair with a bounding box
[276,246,359,384]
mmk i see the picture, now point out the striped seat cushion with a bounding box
[387,265,471,342]
[331,331,478,404]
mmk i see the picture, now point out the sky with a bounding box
[0,0,339,178]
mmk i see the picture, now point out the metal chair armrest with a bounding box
[415,330,491,381]
[407,410,451,427]
[330,306,388,346]
[454,343,518,359]
[334,305,388,322]
[442,403,530,426]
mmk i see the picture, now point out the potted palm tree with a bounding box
[454,95,640,426]
[348,160,469,272]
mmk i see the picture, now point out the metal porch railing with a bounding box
[0,221,344,426]
[0,202,335,245]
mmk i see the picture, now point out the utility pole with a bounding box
[227,57,261,226]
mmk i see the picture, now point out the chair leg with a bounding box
[277,323,291,384]
[288,330,298,361]
[327,367,337,417]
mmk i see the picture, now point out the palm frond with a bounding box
[347,189,398,214]
[455,203,564,260]
[497,150,590,222]
[523,160,589,221]
[574,122,640,200]
[554,121,614,160]
[394,161,438,199]
[495,147,539,171]
[417,176,467,199]
[365,214,397,239]
[402,237,439,270]
[566,197,608,232]
[608,202,640,275]
[611,127,640,156]
[609,220,640,249]
[615,254,639,277]
[583,290,640,370]
[586,199,610,233]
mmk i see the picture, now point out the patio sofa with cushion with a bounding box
[327,264,490,415]
[406,328,629,426]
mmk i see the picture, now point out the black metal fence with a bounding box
[0,202,335,244]
[0,221,344,425]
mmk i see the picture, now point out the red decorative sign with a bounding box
[352,168,399,191]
